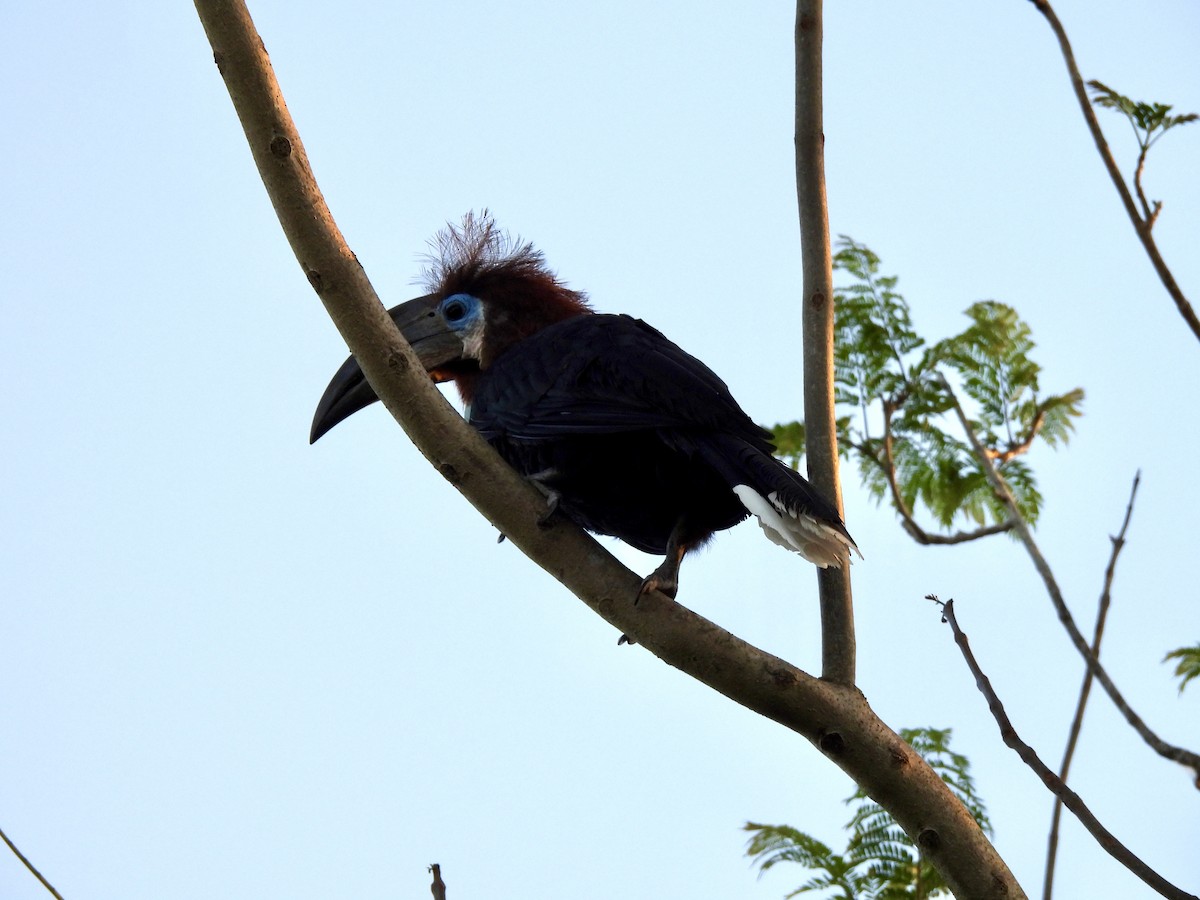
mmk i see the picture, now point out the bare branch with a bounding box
[1133,146,1157,225]
[942,377,1200,781]
[1043,472,1140,900]
[429,863,447,900]
[930,597,1197,900]
[0,823,63,900]
[796,0,855,685]
[1026,0,1200,343]
[194,3,1027,894]
[903,517,1016,546]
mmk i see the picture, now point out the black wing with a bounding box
[470,314,774,450]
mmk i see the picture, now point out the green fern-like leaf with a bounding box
[1088,79,1198,149]
[744,823,870,899]
[1163,644,1200,695]
[772,421,807,469]
[748,728,989,900]
[770,418,853,472]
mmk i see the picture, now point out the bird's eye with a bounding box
[444,300,467,322]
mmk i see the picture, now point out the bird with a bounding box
[310,213,860,599]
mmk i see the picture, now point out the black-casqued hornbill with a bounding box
[310,215,860,598]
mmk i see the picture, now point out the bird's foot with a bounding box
[620,573,676,645]
[636,568,679,603]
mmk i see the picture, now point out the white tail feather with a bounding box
[732,485,860,569]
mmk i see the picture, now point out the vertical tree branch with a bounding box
[795,0,856,686]
[1027,0,1200,343]
[1042,473,1140,900]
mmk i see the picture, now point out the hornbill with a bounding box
[310,214,860,598]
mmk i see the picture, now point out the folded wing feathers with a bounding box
[732,485,862,569]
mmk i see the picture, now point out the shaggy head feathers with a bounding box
[422,212,588,309]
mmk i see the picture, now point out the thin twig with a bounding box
[0,823,64,900]
[1133,145,1156,225]
[1042,472,1140,900]
[795,0,855,685]
[942,378,1200,782]
[929,596,1198,900]
[1026,0,1200,343]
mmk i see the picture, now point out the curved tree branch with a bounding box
[194,2,1025,895]
[932,597,1196,900]
[795,0,856,686]
[943,377,1200,782]
[1026,0,1200,344]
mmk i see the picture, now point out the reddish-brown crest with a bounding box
[422,212,591,367]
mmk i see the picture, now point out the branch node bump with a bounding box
[819,731,846,755]
[770,667,798,688]
[269,134,292,158]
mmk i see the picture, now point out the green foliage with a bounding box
[1087,79,1198,151]
[772,238,1083,535]
[746,728,990,900]
[1163,644,1200,694]
[743,824,872,900]
[772,418,854,472]
[772,421,808,470]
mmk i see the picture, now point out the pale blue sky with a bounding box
[2,1,1198,898]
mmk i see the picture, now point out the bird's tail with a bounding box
[699,434,862,568]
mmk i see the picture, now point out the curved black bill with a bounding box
[309,293,462,444]
[310,353,379,444]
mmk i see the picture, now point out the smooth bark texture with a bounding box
[795,0,856,686]
[195,1,1024,895]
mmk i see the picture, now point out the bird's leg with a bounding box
[621,522,691,644]
[524,468,562,527]
[618,521,692,645]
[637,518,690,601]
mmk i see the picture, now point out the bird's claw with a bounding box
[636,571,678,604]
[620,569,679,646]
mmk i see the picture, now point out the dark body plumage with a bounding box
[472,313,822,555]
[311,214,859,597]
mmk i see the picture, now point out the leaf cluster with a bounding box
[1163,644,1200,695]
[746,728,990,900]
[1087,79,1198,152]
[774,238,1083,536]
